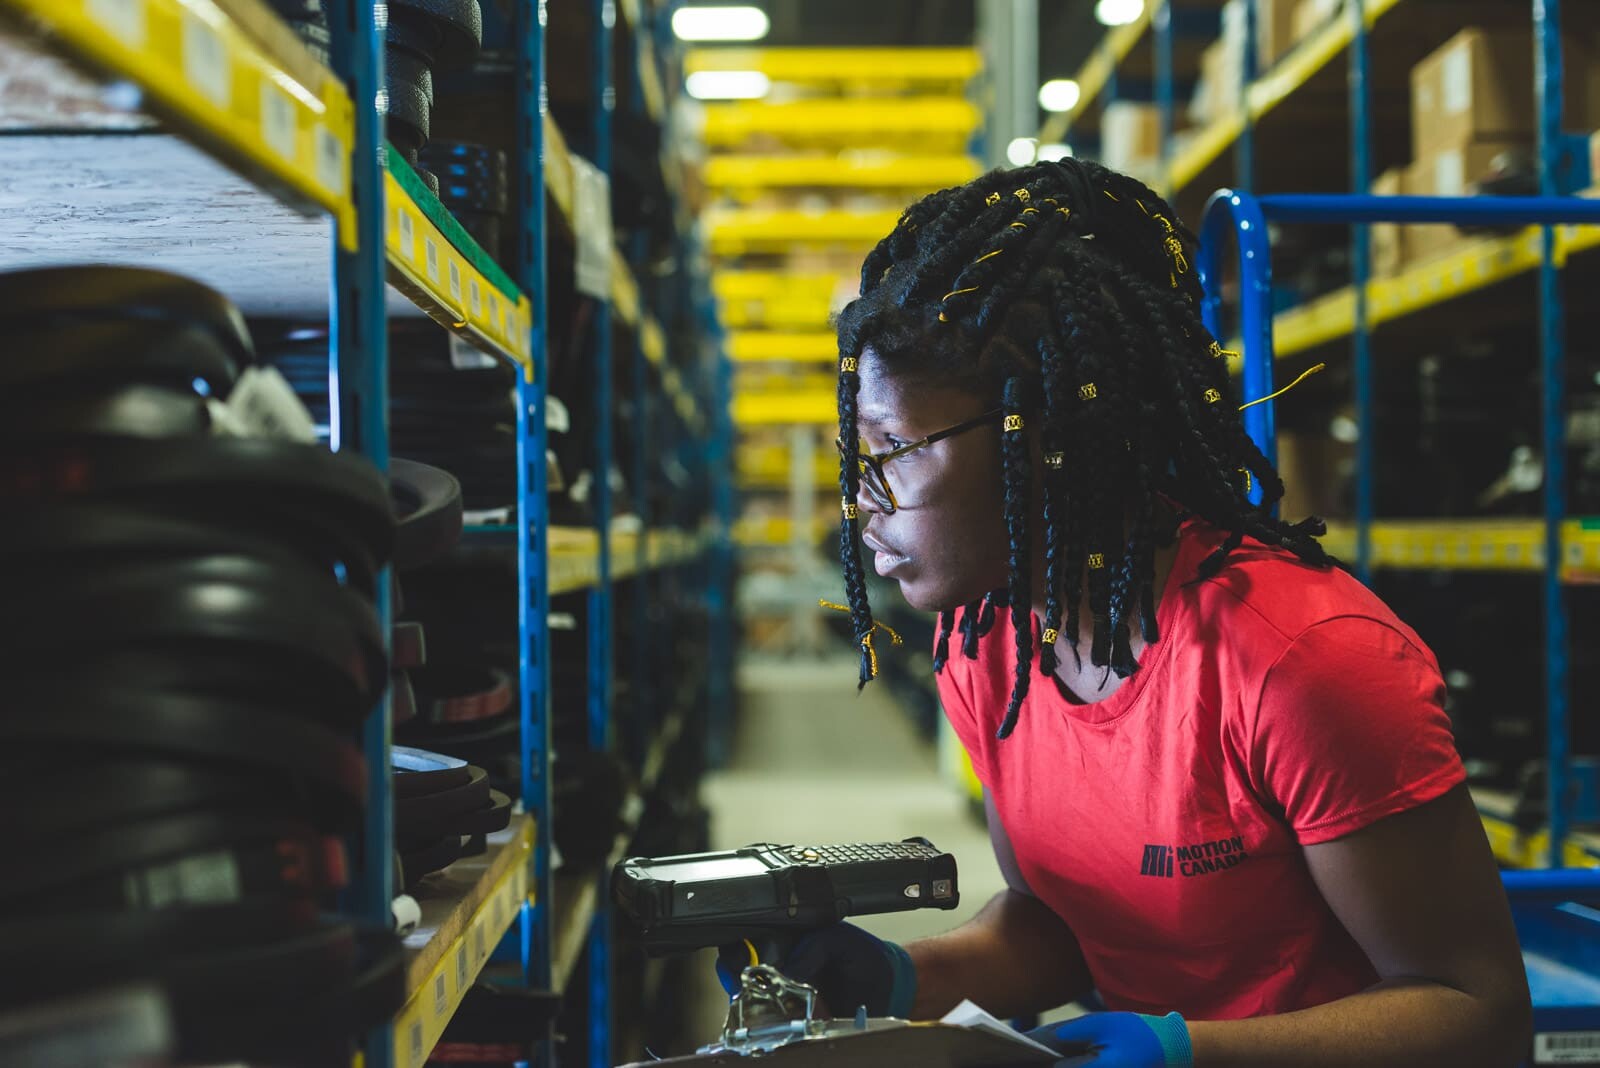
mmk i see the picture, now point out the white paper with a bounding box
[938,999,1059,1056]
[1443,43,1471,115]
[1435,150,1465,197]
[571,154,614,299]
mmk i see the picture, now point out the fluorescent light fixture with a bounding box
[1036,143,1073,162]
[1038,78,1081,113]
[1095,0,1145,27]
[686,70,771,100]
[672,5,770,42]
[1006,137,1038,166]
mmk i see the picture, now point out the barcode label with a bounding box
[455,944,470,993]
[470,278,481,316]
[315,125,343,192]
[1537,1032,1600,1063]
[182,14,229,106]
[449,260,462,302]
[260,83,294,160]
[409,1019,424,1061]
[473,924,486,963]
[399,209,414,258]
[425,238,440,283]
[86,0,145,45]
[434,972,448,1017]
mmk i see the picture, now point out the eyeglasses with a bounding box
[837,408,1004,514]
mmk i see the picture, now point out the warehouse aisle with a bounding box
[685,653,1004,1043]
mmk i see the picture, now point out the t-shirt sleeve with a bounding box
[935,632,997,788]
[1248,616,1465,845]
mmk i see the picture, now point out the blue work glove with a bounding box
[1027,1011,1193,1068]
[714,923,917,1019]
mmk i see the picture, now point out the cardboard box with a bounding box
[1410,27,1600,159]
[1399,140,1525,266]
[1292,0,1342,43]
[1277,431,1352,524]
[1256,0,1302,71]
[1102,101,1163,175]
[1191,36,1241,126]
[1369,167,1406,279]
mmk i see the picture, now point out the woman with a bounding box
[775,160,1531,1066]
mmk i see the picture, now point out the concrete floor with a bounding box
[682,654,1007,1046]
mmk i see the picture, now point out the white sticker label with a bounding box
[494,889,506,929]
[455,945,470,994]
[434,972,448,1017]
[473,923,486,963]
[470,278,482,316]
[261,83,295,161]
[488,293,499,326]
[1442,43,1471,115]
[182,14,229,107]
[1536,1032,1600,1063]
[409,1019,424,1062]
[449,333,495,369]
[399,209,414,258]
[1435,150,1465,198]
[315,125,343,193]
[87,0,146,46]
[448,260,462,302]
[425,238,440,283]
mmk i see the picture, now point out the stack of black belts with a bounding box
[0,265,405,1065]
[386,0,484,196]
[392,748,513,890]
[419,141,510,266]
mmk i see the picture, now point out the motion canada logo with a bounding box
[1139,836,1249,878]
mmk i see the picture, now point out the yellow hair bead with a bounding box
[842,498,858,519]
[1003,414,1024,432]
[1044,451,1064,469]
[1240,468,1253,494]
[1020,207,1039,216]
[986,192,1002,206]
[1013,188,1031,202]
[1008,221,1029,230]
[1088,553,1106,570]
[1042,628,1059,645]
[840,356,858,373]
[938,312,950,322]
[1204,388,1222,404]
[1078,382,1098,400]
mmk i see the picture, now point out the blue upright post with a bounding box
[1198,189,1277,482]
[1154,1,1174,176]
[627,16,653,770]
[1534,0,1571,869]
[588,1,616,1060]
[325,1,391,1064]
[515,0,554,994]
[1348,0,1374,583]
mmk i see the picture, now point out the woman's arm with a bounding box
[905,790,1097,1019]
[1187,784,1531,1067]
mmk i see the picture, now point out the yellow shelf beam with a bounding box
[704,155,981,192]
[728,331,838,364]
[0,0,356,245]
[714,271,843,302]
[393,816,534,1068]
[701,98,981,150]
[734,515,832,548]
[715,270,842,328]
[1473,788,1600,870]
[687,46,981,87]
[1318,519,1600,579]
[733,390,837,427]
[548,528,710,595]
[1038,6,1154,145]
[385,170,533,371]
[708,208,901,256]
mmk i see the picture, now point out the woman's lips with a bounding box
[862,534,909,576]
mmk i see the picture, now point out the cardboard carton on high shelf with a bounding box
[1102,101,1163,182]
[1399,140,1527,267]
[1292,0,1344,42]
[1369,167,1407,279]
[1410,27,1600,160]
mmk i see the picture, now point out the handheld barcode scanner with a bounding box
[611,837,960,967]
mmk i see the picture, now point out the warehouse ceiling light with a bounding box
[1038,79,1081,113]
[1036,143,1073,162]
[1006,137,1038,166]
[1095,0,1144,27]
[686,70,771,100]
[672,5,770,42]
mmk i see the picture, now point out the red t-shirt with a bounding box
[938,518,1465,1021]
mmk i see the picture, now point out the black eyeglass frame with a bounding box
[838,407,1005,514]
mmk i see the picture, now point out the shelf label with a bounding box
[473,922,486,965]
[86,0,146,46]
[449,333,495,370]
[455,944,471,996]
[315,125,343,194]
[469,277,481,317]
[425,238,440,283]
[434,972,448,1018]
[1536,1032,1600,1063]
[261,83,295,161]
[182,13,229,108]
[399,208,414,259]
[408,1019,424,1065]
[448,260,462,304]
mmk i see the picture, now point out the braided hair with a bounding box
[835,159,1330,738]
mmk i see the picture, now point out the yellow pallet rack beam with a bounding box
[701,98,981,150]
[727,331,838,364]
[0,0,356,245]
[392,816,534,1068]
[1318,519,1600,580]
[714,270,842,302]
[715,270,841,328]
[548,527,711,595]
[687,46,981,86]
[704,155,981,192]
[1473,789,1600,870]
[708,208,901,256]
[385,168,533,370]
[1037,5,1154,145]
[734,514,832,548]
[732,391,837,427]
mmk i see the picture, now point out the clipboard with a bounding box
[617,1020,1065,1067]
